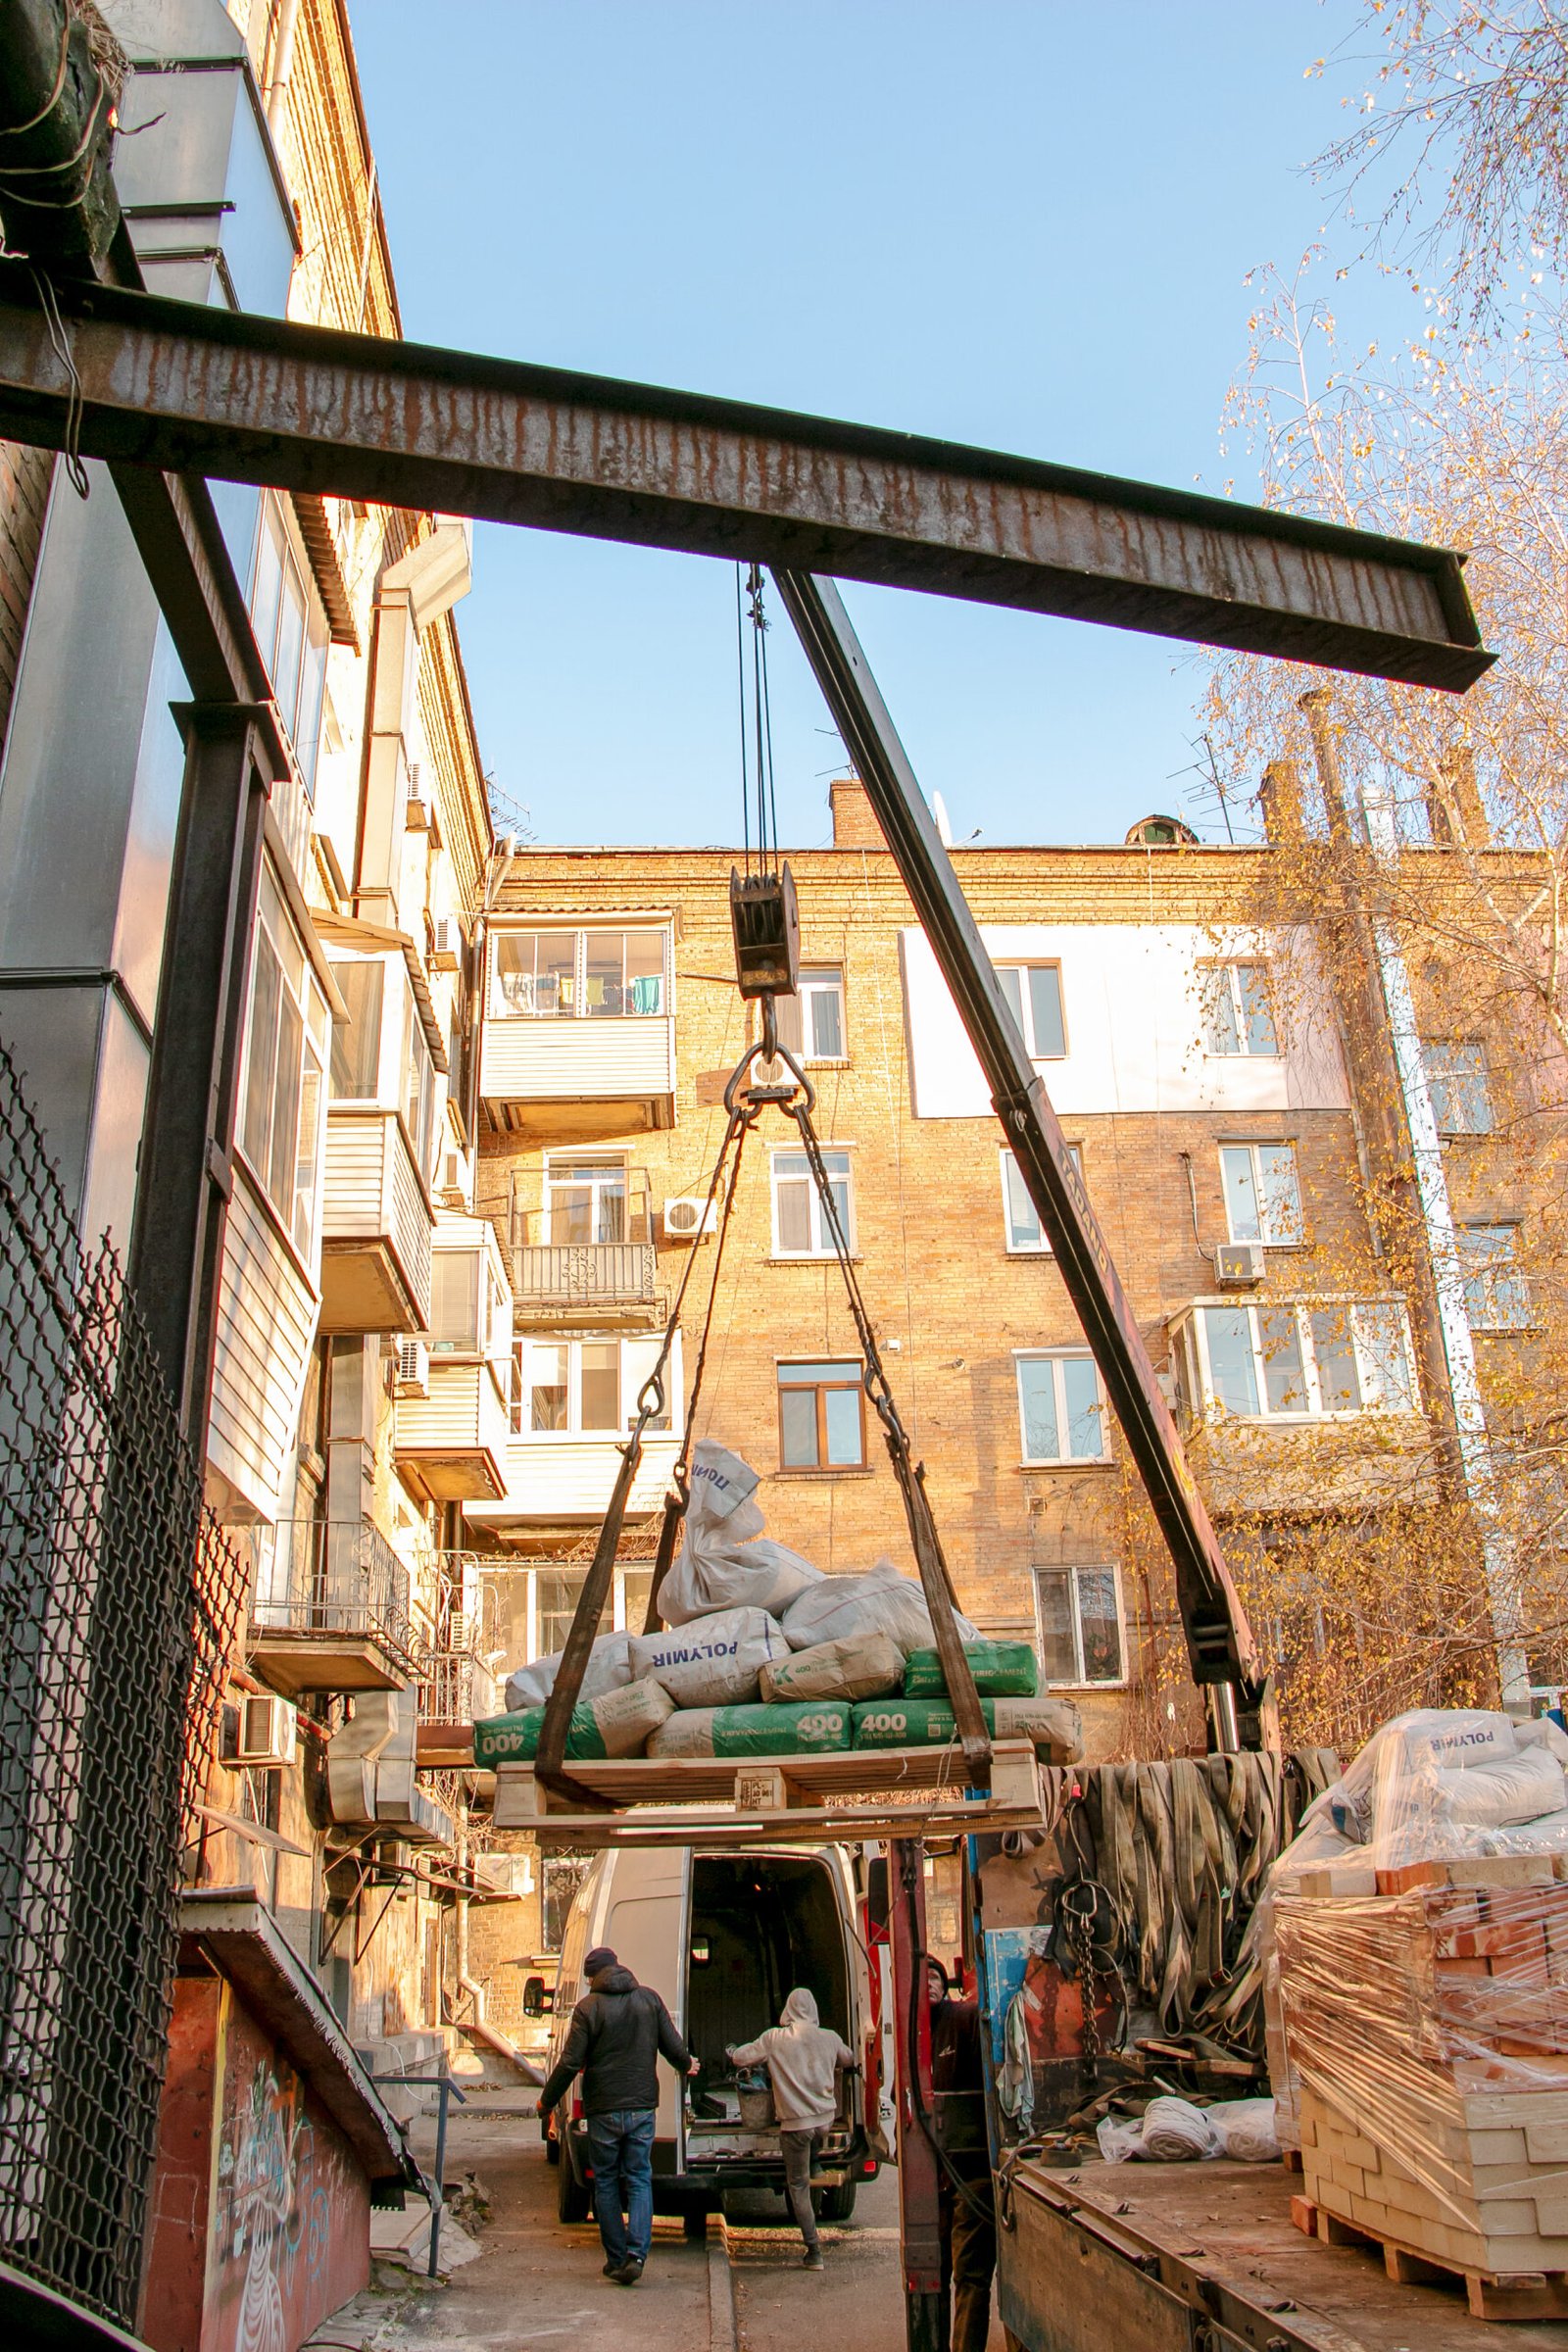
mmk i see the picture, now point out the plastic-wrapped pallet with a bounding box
[1265,1705,1568,2293]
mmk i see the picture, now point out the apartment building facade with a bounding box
[0,6,513,2335]
[461,779,1457,1765]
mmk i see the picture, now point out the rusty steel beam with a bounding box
[0,261,1492,690]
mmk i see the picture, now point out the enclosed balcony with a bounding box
[480,918,676,1137]
[318,1105,434,1334]
[394,1221,514,1502]
[511,1163,660,1322]
[248,1520,419,1697]
[466,1328,684,1538]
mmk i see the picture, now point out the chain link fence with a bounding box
[0,1037,251,2327]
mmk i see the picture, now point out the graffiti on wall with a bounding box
[208,2002,368,2352]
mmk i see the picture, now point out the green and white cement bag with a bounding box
[759,1630,904,1705]
[647,1701,853,1759]
[474,1675,676,1769]
[852,1694,1083,1757]
[901,1642,1040,1698]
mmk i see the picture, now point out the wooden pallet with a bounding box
[1292,2189,1568,2322]
[490,1737,1045,1845]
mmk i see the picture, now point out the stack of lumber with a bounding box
[1276,1857,1568,2319]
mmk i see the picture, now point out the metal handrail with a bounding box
[251,1519,418,1668]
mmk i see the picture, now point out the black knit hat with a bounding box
[584,1945,617,1978]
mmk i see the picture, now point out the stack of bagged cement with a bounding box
[473,1440,1083,1770]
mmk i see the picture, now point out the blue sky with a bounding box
[351,2,1395,850]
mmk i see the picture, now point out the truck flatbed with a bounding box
[1000,2157,1568,2349]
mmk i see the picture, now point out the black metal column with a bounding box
[126,703,271,1436]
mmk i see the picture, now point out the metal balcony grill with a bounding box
[254,1519,419,1670]
[512,1239,659,1312]
[0,1036,251,2328]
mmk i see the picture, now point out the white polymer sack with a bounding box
[1435,1743,1567,1828]
[781,1555,980,1657]
[760,1630,905,1705]
[629,1607,790,1708]
[590,1676,675,1759]
[658,1441,823,1625]
[1205,2099,1280,2164]
[505,1631,633,1713]
[1138,2096,1217,2162]
[1401,1709,1519,1772]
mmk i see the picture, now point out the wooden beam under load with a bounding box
[0,262,1492,691]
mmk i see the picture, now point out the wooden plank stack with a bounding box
[1276,1858,1568,2319]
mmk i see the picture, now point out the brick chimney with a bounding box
[1426,748,1490,847]
[1257,759,1304,843]
[829,775,884,850]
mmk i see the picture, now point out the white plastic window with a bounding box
[1422,1041,1494,1136]
[997,963,1066,1058]
[1203,963,1278,1056]
[1194,1301,1417,1420]
[1457,1224,1530,1331]
[1220,1143,1303,1246]
[1001,1145,1083,1253]
[239,863,326,1258]
[1034,1565,1125,1686]
[774,967,846,1061]
[771,1148,855,1257]
[1015,1351,1107,1463]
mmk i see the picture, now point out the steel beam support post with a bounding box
[889,1838,943,2352]
[126,703,271,1436]
[772,568,1267,1746]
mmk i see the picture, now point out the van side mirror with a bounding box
[522,1974,555,2018]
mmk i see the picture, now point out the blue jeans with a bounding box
[584,2107,656,2266]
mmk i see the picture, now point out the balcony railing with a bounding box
[416,1647,500,1727]
[249,1520,419,1692]
[512,1240,660,1314]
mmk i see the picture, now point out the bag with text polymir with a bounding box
[628,1606,791,1708]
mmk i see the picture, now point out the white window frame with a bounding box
[1421,1040,1494,1137]
[521,1562,660,1662]
[774,966,847,1063]
[1032,1563,1127,1689]
[511,1332,682,1439]
[489,923,671,1021]
[1000,1144,1082,1255]
[769,1146,856,1259]
[1182,1299,1419,1422]
[1201,961,1279,1057]
[1457,1224,1531,1332]
[996,961,1067,1059]
[1014,1348,1109,1465]
[1220,1141,1303,1246]
[544,1153,629,1246]
[237,861,327,1264]
[248,491,329,793]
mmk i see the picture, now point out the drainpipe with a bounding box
[1300,693,1528,1706]
[264,0,303,136]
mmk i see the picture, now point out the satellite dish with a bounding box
[932,791,955,848]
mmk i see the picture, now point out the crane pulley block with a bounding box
[729,862,800,999]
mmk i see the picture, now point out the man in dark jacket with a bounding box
[928,1958,996,2352]
[537,1945,699,2285]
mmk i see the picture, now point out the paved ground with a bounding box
[313,2090,1005,2352]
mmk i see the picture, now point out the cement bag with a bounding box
[903,1642,1040,1698]
[473,1706,606,1769]
[760,1630,904,1705]
[505,1630,633,1713]
[1139,2096,1216,2162]
[1435,1744,1566,1828]
[629,1607,790,1708]
[647,1701,853,1758]
[853,1694,1082,1757]
[1205,2099,1280,2163]
[657,1442,823,1626]
[781,1555,979,1657]
[590,1676,676,1759]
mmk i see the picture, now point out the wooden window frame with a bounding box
[775,1358,867,1473]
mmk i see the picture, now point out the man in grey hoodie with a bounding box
[728,1987,857,2270]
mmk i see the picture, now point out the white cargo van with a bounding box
[539,1840,886,2225]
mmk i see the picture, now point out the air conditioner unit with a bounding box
[224,1694,297,1769]
[439,1150,468,1208]
[396,1338,431,1395]
[1213,1242,1265,1288]
[663,1192,718,1241]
